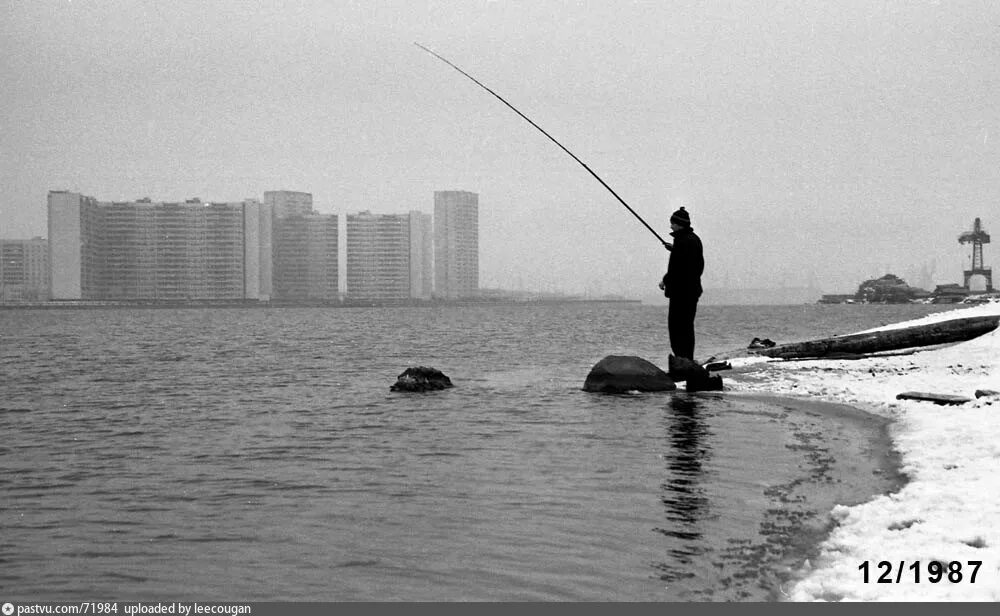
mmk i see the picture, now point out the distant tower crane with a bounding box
[958,217,992,292]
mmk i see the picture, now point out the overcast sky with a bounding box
[2,0,998,296]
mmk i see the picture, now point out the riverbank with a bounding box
[727,302,1000,601]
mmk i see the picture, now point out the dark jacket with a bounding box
[662,227,704,300]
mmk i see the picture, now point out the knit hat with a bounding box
[670,206,691,227]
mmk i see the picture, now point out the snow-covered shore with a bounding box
[728,302,1000,602]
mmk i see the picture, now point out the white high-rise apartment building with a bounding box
[345,211,409,301]
[434,190,479,299]
[48,191,95,299]
[345,211,433,301]
[46,191,272,301]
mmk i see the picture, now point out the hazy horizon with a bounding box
[3,1,997,297]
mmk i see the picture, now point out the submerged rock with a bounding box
[390,366,454,392]
[583,355,676,393]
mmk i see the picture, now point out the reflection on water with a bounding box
[662,395,711,531]
[656,395,711,580]
[646,393,903,601]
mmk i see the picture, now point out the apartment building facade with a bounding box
[346,211,410,301]
[267,191,339,301]
[409,211,433,300]
[433,190,479,299]
[272,213,339,301]
[265,190,313,219]
[345,211,433,301]
[47,191,272,301]
[0,237,50,303]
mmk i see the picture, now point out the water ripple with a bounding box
[1,304,914,601]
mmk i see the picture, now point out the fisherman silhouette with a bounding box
[659,207,704,360]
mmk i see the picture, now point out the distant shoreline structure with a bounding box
[0,297,643,310]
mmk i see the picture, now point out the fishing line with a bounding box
[415,42,671,249]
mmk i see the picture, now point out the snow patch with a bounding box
[730,303,1000,601]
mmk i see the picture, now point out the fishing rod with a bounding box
[414,42,671,249]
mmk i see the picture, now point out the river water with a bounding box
[0,302,956,600]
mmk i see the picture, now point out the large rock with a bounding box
[390,366,454,392]
[583,355,676,393]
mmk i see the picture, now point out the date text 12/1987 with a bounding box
[859,560,982,584]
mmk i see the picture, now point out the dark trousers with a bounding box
[668,296,699,360]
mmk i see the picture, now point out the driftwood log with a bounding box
[752,315,1000,360]
[896,391,972,406]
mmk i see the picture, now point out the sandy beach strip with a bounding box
[727,301,1000,601]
